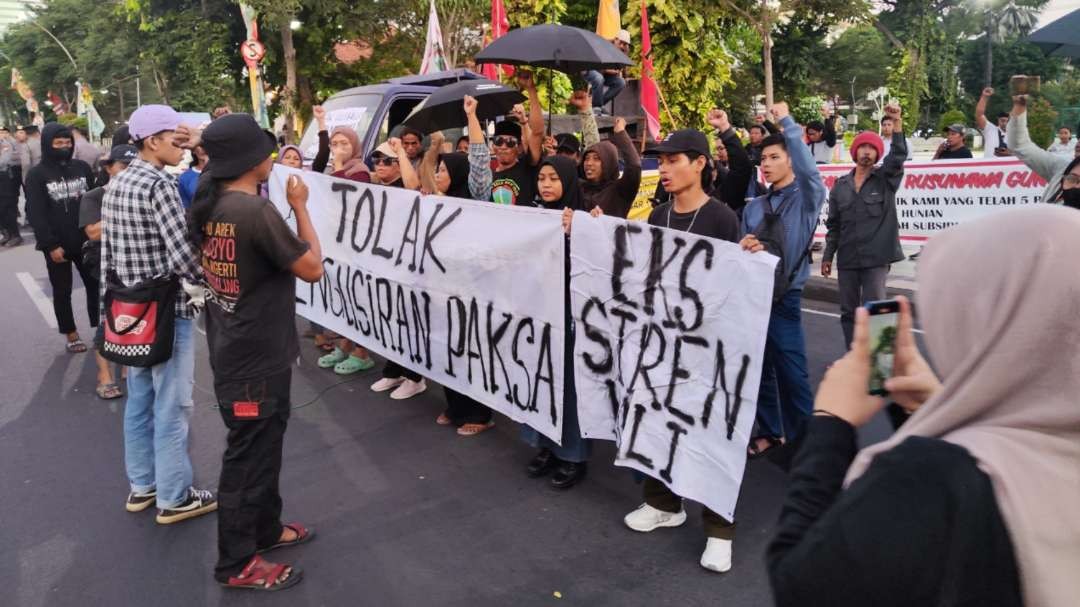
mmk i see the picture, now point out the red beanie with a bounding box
[850,131,884,163]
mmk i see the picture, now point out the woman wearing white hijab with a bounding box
[767,204,1080,607]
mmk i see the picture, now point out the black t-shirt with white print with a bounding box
[202,190,309,381]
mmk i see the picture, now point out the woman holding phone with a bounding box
[767,205,1080,607]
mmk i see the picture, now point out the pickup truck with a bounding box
[297,68,483,165]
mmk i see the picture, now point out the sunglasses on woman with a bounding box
[373,156,399,167]
[493,136,519,148]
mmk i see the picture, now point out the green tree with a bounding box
[621,0,735,133]
[715,0,869,107]
[818,26,892,101]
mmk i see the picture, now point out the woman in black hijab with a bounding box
[519,154,597,488]
[533,155,583,211]
[434,152,472,199]
[433,151,500,436]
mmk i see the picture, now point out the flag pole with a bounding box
[656,82,677,131]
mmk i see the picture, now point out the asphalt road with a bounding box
[0,230,903,607]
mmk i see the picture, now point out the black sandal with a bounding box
[748,435,783,459]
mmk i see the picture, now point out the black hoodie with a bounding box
[26,123,95,254]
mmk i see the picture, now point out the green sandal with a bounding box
[334,355,375,375]
[317,347,348,369]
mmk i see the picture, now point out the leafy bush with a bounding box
[937,109,967,135]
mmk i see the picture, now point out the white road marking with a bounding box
[16,272,58,329]
[802,306,924,334]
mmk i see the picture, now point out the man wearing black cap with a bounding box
[80,144,138,400]
[934,123,973,160]
[554,133,582,163]
[190,113,323,591]
[619,126,742,574]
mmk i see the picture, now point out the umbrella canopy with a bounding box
[1027,8,1080,58]
[402,79,525,134]
[475,24,632,73]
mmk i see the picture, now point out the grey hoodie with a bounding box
[1005,111,1072,204]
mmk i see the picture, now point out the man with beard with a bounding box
[821,104,907,347]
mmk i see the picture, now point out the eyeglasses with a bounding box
[373,157,398,167]
[1063,174,1080,187]
[493,136,519,148]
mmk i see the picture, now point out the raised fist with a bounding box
[770,102,790,121]
[707,109,729,131]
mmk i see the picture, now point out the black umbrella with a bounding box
[402,79,525,134]
[474,24,632,73]
[1027,9,1080,58]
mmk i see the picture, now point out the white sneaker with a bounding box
[371,377,405,393]
[390,379,427,400]
[623,503,687,532]
[700,537,733,573]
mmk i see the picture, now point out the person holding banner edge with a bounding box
[190,114,322,591]
[430,145,498,436]
[739,101,827,460]
[368,137,429,401]
[606,125,744,573]
[521,155,596,487]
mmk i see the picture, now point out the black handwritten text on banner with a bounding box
[268,167,567,442]
[569,213,777,519]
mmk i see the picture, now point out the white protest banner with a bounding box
[268,167,567,442]
[815,158,1047,242]
[569,213,778,519]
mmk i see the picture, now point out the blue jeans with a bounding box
[123,318,196,508]
[584,70,626,108]
[754,290,813,441]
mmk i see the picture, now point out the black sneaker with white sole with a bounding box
[126,489,157,513]
[156,487,218,524]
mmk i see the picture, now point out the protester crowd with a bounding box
[6,24,1078,600]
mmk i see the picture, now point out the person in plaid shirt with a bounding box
[101,104,217,524]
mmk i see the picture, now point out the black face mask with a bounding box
[1062,188,1080,210]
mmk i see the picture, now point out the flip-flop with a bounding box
[257,523,315,554]
[65,338,87,354]
[436,413,452,426]
[96,383,123,400]
[457,421,495,437]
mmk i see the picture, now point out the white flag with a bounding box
[419,0,449,75]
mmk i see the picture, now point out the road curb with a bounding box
[803,276,917,305]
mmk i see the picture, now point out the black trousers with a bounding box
[214,370,291,582]
[0,194,17,235]
[43,250,99,334]
[644,477,735,540]
[382,359,421,382]
[443,387,493,426]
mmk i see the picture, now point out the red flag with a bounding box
[481,0,514,80]
[640,2,661,142]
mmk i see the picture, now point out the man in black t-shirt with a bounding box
[626,128,741,574]
[466,71,545,205]
[195,113,325,591]
[933,124,974,160]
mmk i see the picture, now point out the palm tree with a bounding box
[980,0,1042,88]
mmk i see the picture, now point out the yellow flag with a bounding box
[596,0,620,40]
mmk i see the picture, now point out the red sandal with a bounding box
[221,555,302,591]
[258,522,315,554]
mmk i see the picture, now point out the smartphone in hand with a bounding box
[866,299,900,396]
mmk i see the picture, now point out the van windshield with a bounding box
[297,93,382,163]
